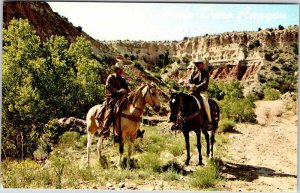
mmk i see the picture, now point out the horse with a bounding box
[86,83,161,169]
[169,92,220,165]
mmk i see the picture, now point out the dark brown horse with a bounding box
[169,92,220,165]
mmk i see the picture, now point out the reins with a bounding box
[174,94,201,129]
[121,84,155,122]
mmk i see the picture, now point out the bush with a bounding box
[182,56,190,64]
[170,80,180,91]
[169,144,185,156]
[76,26,82,32]
[263,87,281,100]
[208,79,225,100]
[51,156,68,189]
[278,24,284,30]
[139,152,162,172]
[270,65,280,72]
[222,80,244,100]
[162,168,179,181]
[258,73,267,83]
[218,119,237,133]
[33,148,48,161]
[291,43,298,55]
[80,134,88,147]
[189,159,220,189]
[134,61,144,71]
[220,98,256,123]
[264,52,274,61]
[58,131,80,147]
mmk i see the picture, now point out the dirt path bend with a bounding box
[220,99,298,192]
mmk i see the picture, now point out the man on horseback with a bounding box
[188,58,212,127]
[99,62,129,137]
[99,62,144,139]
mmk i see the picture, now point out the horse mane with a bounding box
[128,84,146,104]
[177,92,200,116]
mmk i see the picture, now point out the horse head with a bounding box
[142,82,161,112]
[169,91,182,123]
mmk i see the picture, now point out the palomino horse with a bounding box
[169,92,220,165]
[86,83,160,168]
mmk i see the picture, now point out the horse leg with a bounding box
[86,131,93,165]
[183,131,190,165]
[203,130,210,158]
[209,131,215,158]
[118,142,124,170]
[196,130,204,166]
[97,135,104,163]
[127,140,134,169]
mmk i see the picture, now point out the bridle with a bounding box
[132,84,158,113]
[171,94,201,131]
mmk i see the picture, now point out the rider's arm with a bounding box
[121,78,130,95]
[195,71,209,91]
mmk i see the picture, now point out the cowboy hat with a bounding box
[193,57,204,64]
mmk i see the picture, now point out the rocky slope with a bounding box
[3,1,298,94]
[106,27,298,87]
[3,1,116,65]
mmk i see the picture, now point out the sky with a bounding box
[48,2,299,41]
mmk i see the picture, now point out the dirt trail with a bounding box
[220,99,298,192]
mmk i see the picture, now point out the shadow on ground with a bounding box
[217,160,297,182]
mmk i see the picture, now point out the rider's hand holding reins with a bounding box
[118,88,127,95]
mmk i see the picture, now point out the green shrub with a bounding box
[263,87,281,100]
[222,80,244,100]
[218,119,237,133]
[33,148,48,161]
[51,156,68,189]
[58,131,80,147]
[162,160,182,173]
[208,79,225,100]
[220,98,256,123]
[169,144,185,156]
[291,43,298,55]
[258,73,267,83]
[139,152,162,172]
[189,159,220,189]
[162,168,179,181]
[80,134,88,147]
[264,52,274,61]
[134,61,144,71]
[170,80,180,91]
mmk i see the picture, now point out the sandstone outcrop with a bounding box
[106,27,298,83]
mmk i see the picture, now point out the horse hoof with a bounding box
[185,162,190,166]
[198,162,204,166]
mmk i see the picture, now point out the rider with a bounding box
[99,62,129,137]
[99,62,144,139]
[188,58,212,127]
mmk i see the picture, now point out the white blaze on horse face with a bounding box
[171,99,176,104]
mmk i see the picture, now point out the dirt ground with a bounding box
[219,99,298,192]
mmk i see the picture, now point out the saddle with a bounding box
[114,97,130,116]
[94,103,106,123]
[192,94,219,127]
